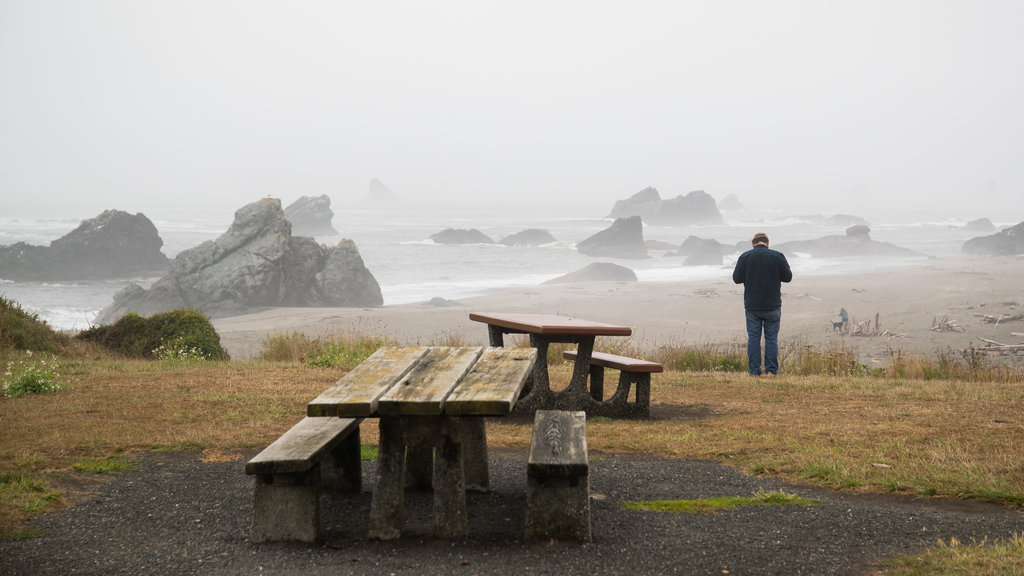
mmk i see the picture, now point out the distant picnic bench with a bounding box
[469,312,662,417]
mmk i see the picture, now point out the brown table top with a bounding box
[307,346,536,418]
[469,312,632,337]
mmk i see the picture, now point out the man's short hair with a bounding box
[752,232,770,245]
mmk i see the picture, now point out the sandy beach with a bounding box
[214,254,1024,367]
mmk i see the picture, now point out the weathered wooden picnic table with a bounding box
[306,345,536,539]
[469,312,646,417]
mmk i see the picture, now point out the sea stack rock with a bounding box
[576,216,649,259]
[774,225,921,258]
[366,178,400,204]
[284,195,338,236]
[430,228,495,244]
[677,236,724,266]
[609,187,723,225]
[963,218,996,232]
[0,210,169,281]
[499,229,557,246]
[962,221,1024,255]
[544,262,637,284]
[96,198,382,323]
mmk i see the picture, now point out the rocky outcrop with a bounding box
[963,218,996,232]
[774,225,920,258]
[284,195,338,236]
[543,263,637,284]
[824,214,870,228]
[676,236,724,266]
[0,210,169,281]
[576,216,648,259]
[608,187,723,225]
[366,178,400,204]
[430,229,495,244]
[96,199,382,323]
[962,221,1024,255]
[499,229,557,246]
[718,193,745,212]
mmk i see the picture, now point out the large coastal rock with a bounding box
[963,218,996,233]
[430,228,495,244]
[366,178,400,204]
[96,199,382,323]
[576,216,649,259]
[962,221,1024,255]
[608,187,723,225]
[284,195,338,236]
[676,236,724,266]
[0,210,169,281]
[499,229,557,247]
[543,262,637,284]
[774,225,920,258]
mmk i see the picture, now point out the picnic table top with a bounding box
[468,312,632,337]
[307,346,537,419]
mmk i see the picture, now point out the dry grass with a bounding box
[2,355,1023,565]
[878,533,1024,576]
[489,363,1024,506]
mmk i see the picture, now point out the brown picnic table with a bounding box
[306,345,536,539]
[468,312,650,417]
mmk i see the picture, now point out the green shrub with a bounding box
[75,309,229,361]
[3,350,64,398]
[304,336,396,369]
[0,296,68,354]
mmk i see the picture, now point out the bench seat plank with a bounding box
[563,350,663,373]
[528,410,588,477]
[307,346,429,417]
[246,416,362,475]
[445,347,537,416]
[377,347,483,416]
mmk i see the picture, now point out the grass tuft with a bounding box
[70,456,138,475]
[878,533,1024,576]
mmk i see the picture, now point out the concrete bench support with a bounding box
[246,416,363,543]
[524,410,591,542]
[564,350,663,418]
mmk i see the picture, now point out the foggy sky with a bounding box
[2,1,1023,221]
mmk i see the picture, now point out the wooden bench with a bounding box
[524,410,591,542]
[563,350,662,417]
[246,416,363,543]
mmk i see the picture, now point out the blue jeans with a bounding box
[745,308,781,375]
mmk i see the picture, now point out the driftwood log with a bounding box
[973,312,1024,324]
[932,316,965,332]
[975,337,1024,354]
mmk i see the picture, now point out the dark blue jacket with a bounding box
[732,244,793,310]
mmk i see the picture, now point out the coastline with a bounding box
[214,254,1024,366]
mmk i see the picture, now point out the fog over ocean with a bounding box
[0,198,1004,332]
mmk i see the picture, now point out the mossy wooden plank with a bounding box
[528,410,588,477]
[445,347,536,416]
[307,347,428,417]
[377,347,483,416]
[246,417,362,475]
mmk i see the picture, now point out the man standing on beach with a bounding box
[732,232,793,376]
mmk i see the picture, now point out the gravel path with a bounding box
[3,447,1023,576]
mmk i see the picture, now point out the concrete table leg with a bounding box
[433,416,467,538]
[405,440,433,491]
[368,416,405,540]
[463,418,489,492]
